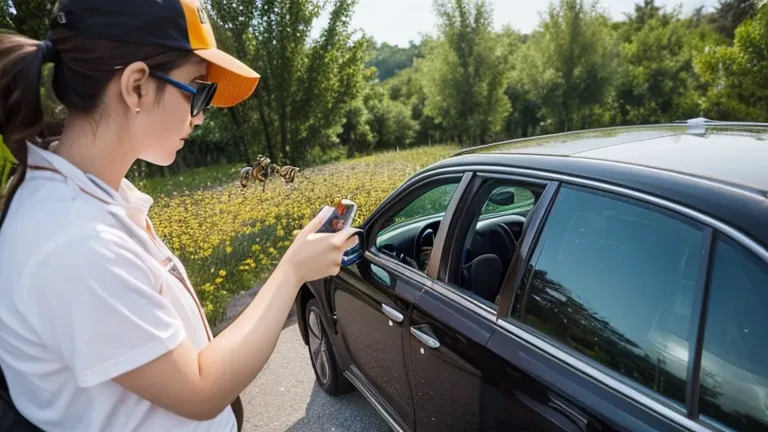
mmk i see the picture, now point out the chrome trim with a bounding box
[450,123,689,157]
[343,368,406,432]
[366,250,435,288]
[450,121,768,157]
[399,164,768,429]
[429,281,498,322]
[356,162,764,430]
[496,319,711,431]
[412,164,768,263]
[381,304,404,323]
[550,395,588,429]
[410,325,440,349]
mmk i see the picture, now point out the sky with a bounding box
[314,0,720,47]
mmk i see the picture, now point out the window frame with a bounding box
[407,169,560,339]
[507,182,711,414]
[437,172,554,287]
[693,231,768,431]
[487,168,768,432]
[365,172,470,282]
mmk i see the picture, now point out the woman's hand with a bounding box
[111,206,362,422]
[277,206,360,284]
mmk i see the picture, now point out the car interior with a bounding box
[452,182,545,307]
[373,180,545,309]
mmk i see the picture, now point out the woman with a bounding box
[0,1,359,431]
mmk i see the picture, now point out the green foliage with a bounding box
[4,0,768,188]
[205,0,371,167]
[419,0,512,146]
[364,85,418,150]
[614,3,721,124]
[0,135,14,192]
[367,41,423,81]
[515,0,619,133]
[695,5,768,121]
[0,0,55,39]
[707,0,761,40]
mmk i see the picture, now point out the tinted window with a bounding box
[380,183,460,231]
[698,236,768,431]
[453,181,543,308]
[516,185,703,408]
[480,185,536,218]
[375,181,461,272]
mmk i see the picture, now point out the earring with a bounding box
[135,108,141,114]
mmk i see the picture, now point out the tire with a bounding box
[304,298,354,396]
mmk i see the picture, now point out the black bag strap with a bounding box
[0,367,45,432]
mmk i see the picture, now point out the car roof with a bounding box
[426,119,768,250]
[451,119,768,193]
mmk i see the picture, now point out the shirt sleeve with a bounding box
[24,230,187,388]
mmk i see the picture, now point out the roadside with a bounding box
[216,283,390,431]
[239,321,391,432]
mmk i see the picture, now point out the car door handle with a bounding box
[410,325,440,349]
[381,304,403,322]
[549,394,589,431]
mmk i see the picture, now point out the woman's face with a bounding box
[134,57,209,166]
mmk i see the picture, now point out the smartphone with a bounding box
[316,199,358,233]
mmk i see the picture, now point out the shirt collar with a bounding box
[26,142,154,223]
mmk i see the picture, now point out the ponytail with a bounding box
[0,27,194,229]
[0,30,53,228]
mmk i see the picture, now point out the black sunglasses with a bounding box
[149,70,218,118]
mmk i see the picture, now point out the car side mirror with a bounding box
[488,187,517,207]
[341,228,366,267]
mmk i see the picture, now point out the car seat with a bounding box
[462,253,504,304]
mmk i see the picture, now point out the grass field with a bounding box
[147,144,459,326]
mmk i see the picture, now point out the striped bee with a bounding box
[239,155,300,191]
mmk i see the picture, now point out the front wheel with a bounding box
[304,298,354,396]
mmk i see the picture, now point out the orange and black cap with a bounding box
[50,0,260,108]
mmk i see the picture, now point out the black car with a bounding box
[294,118,768,432]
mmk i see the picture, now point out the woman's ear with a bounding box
[119,61,150,114]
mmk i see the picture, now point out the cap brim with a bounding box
[195,49,260,108]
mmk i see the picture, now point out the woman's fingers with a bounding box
[298,206,333,238]
[338,228,362,251]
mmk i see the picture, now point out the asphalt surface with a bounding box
[239,314,393,432]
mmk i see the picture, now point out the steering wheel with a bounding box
[378,243,420,269]
[415,223,437,271]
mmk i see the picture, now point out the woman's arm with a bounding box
[113,263,302,421]
[112,207,358,421]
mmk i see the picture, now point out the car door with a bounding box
[331,173,467,431]
[405,172,555,432]
[487,182,712,431]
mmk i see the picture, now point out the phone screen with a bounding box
[316,199,358,233]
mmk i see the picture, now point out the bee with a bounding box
[239,155,300,191]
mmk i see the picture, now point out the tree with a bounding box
[515,0,618,133]
[695,5,768,121]
[367,40,424,81]
[708,0,761,41]
[419,0,512,146]
[206,0,371,166]
[0,0,55,40]
[613,1,723,124]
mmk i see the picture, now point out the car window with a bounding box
[451,180,544,309]
[391,183,459,225]
[375,180,461,272]
[479,185,536,219]
[512,185,704,409]
[698,236,768,431]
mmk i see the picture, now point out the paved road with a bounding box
[239,314,393,432]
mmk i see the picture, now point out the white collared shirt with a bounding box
[0,143,237,431]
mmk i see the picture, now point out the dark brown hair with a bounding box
[0,28,194,228]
